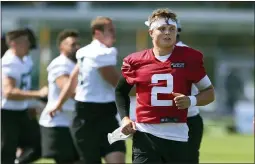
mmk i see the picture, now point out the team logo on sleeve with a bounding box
[171,62,185,68]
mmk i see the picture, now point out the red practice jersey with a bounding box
[122,46,207,123]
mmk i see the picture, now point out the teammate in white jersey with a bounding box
[2,29,43,164]
[14,28,44,164]
[1,29,48,164]
[39,30,80,164]
[176,19,204,164]
[49,17,126,163]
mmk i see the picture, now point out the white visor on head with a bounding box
[145,18,177,30]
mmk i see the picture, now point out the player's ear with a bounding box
[8,40,15,48]
[148,30,153,38]
[59,41,64,51]
[94,30,102,37]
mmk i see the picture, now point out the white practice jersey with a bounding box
[23,55,34,70]
[75,40,117,103]
[23,55,40,108]
[176,41,200,117]
[39,55,75,127]
[1,50,32,110]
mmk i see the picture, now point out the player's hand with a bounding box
[48,103,62,118]
[121,117,136,135]
[172,92,191,109]
[39,86,48,98]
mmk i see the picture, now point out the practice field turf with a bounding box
[36,132,254,163]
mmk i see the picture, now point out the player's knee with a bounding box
[104,151,126,163]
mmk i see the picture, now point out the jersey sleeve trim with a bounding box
[194,75,212,90]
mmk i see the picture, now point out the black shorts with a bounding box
[132,131,188,163]
[1,109,40,164]
[18,115,41,149]
[70,101,126,163]
[40,126,79,161]
[187,114,204,164]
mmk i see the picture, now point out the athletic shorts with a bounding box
[1,109,39,164]
[132,131,188,163]
[41,126,79,161]
[70,101,126,163]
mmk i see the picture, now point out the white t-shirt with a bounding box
[1,50,32,110]
[39,55,76,127]
[135,44,212,142]
[75,40,117,103]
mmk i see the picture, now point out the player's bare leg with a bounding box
[16,148,23,158]
[104,152,125,163]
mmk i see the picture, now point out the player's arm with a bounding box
[98,66,120,87]
[115,74,136,135]
[55,64,79,108]
[97,49,119,87]
[55,74,76,98]
[116,56,137,135]
[187,52,215,107]
[115,74,134,120]
[96,48,120,87]
[194,76,215,106]
[2,76,47,100]
[116,56,137,119]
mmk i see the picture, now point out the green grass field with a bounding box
[36,132,254,163]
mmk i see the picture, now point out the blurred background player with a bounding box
[1,29,48,164]
[39,29,80,164]
[175,19,205,164]
[224,68,244,133]
[1,28,47,164]
[48,17,126,163]
[115,8,215,163]
[15,28,46,164]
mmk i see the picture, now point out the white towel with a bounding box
[108,126,132,144]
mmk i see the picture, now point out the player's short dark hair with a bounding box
[5,29,28,46]
[1,35,8,58]
[90,16,112,36]
[57,29,79,46]
[148,8,177,26]
[25,28,37,49]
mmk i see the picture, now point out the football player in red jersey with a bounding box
[115,8,215,163]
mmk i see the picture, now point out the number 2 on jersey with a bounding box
[151,74,173,106]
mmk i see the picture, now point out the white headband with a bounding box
[144,18,177,30]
